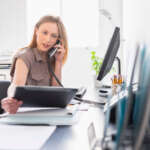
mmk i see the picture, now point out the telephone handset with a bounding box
[48,40,61,58]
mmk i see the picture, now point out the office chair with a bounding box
[0,80,10,114]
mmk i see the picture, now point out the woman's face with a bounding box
[36,22,59,52]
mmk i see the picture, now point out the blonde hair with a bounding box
[28,15,68,64]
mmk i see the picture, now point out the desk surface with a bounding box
[41,107,105,150]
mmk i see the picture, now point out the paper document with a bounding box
[0,124,56,150]
[0,105,81,125]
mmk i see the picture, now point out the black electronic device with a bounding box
[99,88,111,98]
[75,86,87,98]
[48,40,61,58]
[13,86,78,108]
[97,27,120,82]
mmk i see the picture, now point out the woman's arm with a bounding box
[8,58,29,96]
[1,58,29,114]
[12,58,29,85]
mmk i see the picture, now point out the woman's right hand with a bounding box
[1,97,23,114]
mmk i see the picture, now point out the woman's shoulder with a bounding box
[14,47,34,58]
[12,47,35,68]
[13,47,34,61]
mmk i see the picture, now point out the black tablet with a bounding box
[13,86,78,108]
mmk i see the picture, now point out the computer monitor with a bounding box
[97,27,120,82]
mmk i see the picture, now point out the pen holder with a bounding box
[111,75,123,95]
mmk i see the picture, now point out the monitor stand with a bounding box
[96,74,112,97]
[94,81,112,104]
[94,72,112,89]
[96,56,121,99]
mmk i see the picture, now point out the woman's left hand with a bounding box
[54,44,65,63]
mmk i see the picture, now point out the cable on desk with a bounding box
[48,61,105,107]
[74,96,105,107]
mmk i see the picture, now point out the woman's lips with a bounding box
[43,43,51,49]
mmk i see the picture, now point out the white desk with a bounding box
[0,124,56,150]
[41,107,104,150]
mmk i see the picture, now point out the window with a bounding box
[62,0,99,48]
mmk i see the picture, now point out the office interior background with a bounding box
[0,0,149,88]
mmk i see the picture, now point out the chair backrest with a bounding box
[115,44,144,149]
[132,47,150,150]
[0,80,10,113]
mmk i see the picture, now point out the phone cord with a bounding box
[47,60,64,87]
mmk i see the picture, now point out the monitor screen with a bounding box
[97,27,120,81]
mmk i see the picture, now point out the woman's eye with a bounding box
[43,31,48,35]
[51,34,58,38]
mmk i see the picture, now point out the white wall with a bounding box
[62,47,92,88]
[62,0,99,48]
[0,0,27,53]
[123,0,150,83]
[98,0,122,56]
[98,0,123,79]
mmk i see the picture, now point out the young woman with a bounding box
[1,15,68,114]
